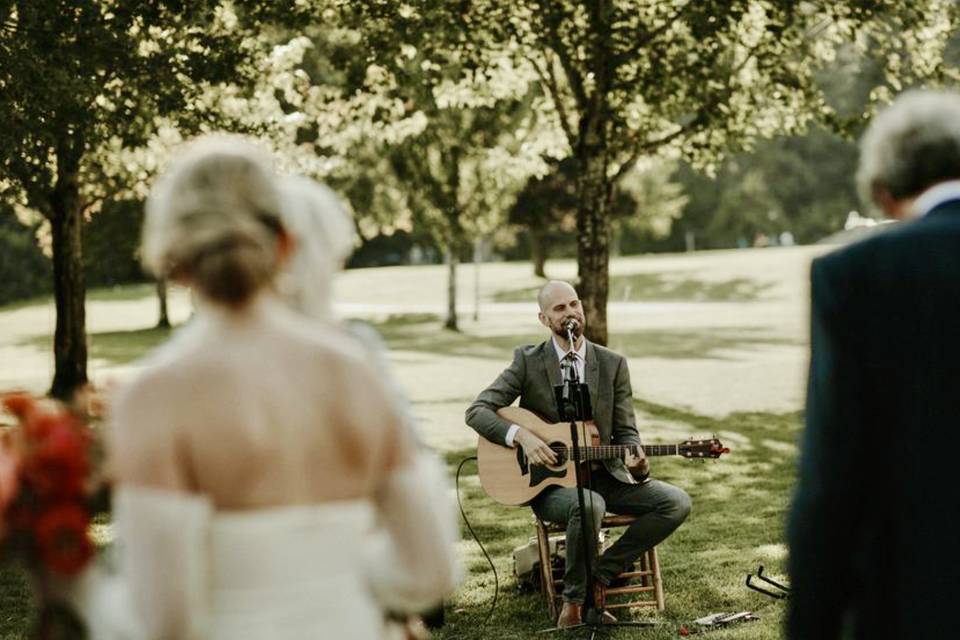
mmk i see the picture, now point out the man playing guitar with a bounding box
[465,281,691,628]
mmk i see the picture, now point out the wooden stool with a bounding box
[534,514,665,620]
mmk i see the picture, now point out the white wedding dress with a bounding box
[70,297,460,638]
[73,453,458,639]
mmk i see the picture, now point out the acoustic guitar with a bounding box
[477,406,729,506]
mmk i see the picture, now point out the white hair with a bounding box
[142,135,285,306]
[275,175,357,321]
[857,89,960,207]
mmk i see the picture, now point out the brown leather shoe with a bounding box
[556,602,582,628]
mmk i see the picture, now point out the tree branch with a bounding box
[535,0,588,109]
[613,1,693,66]
[612,39,763,184]
[80,182,127,218]
[527,50,577,147]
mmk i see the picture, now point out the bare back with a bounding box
[109,295,410,509]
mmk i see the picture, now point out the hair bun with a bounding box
[142,136,285,307]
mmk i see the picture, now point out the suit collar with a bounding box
[541,339,563,389]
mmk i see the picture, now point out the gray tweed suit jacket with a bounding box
[465,339,642,485]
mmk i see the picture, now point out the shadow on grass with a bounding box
[0,283,156,313]
[85,283,157,303]
[369,314,797,362]
[20,326,173,366]
[19,315,797,369]
[437,401,801,639]
[494,271,775,304]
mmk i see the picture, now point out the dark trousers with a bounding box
[531,467,691,604]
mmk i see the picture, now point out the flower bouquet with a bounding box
[1,390,109,640]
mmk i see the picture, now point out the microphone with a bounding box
[565,319,579,347]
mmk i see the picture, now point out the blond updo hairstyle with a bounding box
[142,136,286,308]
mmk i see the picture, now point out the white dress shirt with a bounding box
[912,179,960,217]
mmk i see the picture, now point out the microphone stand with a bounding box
[540,324,655,638]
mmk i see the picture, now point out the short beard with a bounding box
[553,323,583,341]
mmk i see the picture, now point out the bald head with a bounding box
[537,280,585,343]
[538,280,578,311]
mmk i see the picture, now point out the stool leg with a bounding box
[651,546,665,611]
[639,549,649,589]
[535,520,558,621]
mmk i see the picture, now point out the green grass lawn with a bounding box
[0,283,158,313]
[494,271,776,304]
[0,351,800,640]
[435,402,798,640]
[0,568,31,640]
[20,326,173,367]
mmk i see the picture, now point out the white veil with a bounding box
[275,176,357,322]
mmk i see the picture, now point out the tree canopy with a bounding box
[0,1,311,397]
[345,0,960,343]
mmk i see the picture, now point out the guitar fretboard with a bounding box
[551,443,680,462]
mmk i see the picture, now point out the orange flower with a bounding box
[0,437,19,514]
[22,417,89,500]
[2,392,36,420]
[34,504,94,576]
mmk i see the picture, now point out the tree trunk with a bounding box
[443,146,462,332]
[575,119,613,346]
[570,0,615,346]
[444,244,459,331]
[156,278,170,328]
[48,137,87,399]
[530,227,548,278]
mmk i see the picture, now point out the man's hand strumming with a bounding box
[515,428,558,466]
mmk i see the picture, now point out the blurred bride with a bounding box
[71,136,459,639]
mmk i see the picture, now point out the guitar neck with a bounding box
[576,443,678,462]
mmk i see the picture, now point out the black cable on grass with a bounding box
[455,456,499,637]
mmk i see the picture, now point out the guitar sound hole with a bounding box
[552,445,568,466]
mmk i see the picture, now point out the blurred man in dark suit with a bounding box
[787,90,960,639]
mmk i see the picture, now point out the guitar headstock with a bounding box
[678,437,729,459]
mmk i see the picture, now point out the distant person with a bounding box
[465,280,690,628]
[787,90,960,639]
[65,137,458,639]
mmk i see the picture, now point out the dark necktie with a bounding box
[562,351,579,383]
